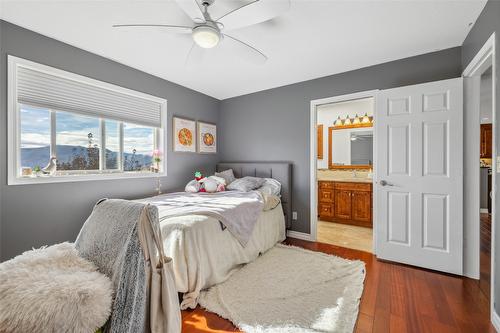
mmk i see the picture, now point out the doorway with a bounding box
[463,32,496,326]
[310,92,377,253]
[479,67,493,299]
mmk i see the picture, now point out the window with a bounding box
[20,106,51,170]
[123,123,155,172]
[104,120,120,170]
[56,111,101,171]
[9,56,167,185]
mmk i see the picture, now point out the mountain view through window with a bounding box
[19,105,155,173]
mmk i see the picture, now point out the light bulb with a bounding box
[361,113,371,124]
[353,114,361,124]
[344,115,352,125]
[334,116,343,126]
[192,25,220,49]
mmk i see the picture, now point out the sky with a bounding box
[20,105,155,155]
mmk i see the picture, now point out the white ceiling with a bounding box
[0,0,486,100]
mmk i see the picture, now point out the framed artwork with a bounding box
[197,121,217,154]
[173,117,196,152]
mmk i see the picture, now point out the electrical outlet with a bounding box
[292,211,297,220]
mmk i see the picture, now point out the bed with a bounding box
[141,162,292,309]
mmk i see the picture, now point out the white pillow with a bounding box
[257,178,282,196]
[207,175,226,185]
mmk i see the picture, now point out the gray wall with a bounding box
[219,47,462,233]
[0,20,221,261]
[461,0,500,316]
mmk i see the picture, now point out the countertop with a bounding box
[317,169,373,183]
[317,176,373,183]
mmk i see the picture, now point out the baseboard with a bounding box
[492,309,500,332]
[480,208,489,213]
[286,230,312,241]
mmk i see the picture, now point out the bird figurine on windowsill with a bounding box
[42,156,57,176]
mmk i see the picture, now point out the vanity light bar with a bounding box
[333,113,373,128]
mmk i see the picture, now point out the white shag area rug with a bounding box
[199,244,365,333]
[0,242,113,333]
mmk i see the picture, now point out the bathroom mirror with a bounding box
[328,127,373,169]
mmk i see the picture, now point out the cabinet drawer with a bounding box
[319,189,334,202]
[334,182,371,191]
[319,203,334,217]
[319,181,334,189]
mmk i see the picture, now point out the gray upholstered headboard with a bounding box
[216,162,292,229]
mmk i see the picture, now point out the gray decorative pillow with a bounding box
[215,169,236,185]
[227,176,266,192]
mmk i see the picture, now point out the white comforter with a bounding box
[142,191,264,246]
[156,202,286,309]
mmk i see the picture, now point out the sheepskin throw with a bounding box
[0,242,112,333]
[199,244,365,333]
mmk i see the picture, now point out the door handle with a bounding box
[379,180,394,187]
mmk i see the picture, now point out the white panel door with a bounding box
[376,78,463,275]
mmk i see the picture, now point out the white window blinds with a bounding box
[16,61,164,128]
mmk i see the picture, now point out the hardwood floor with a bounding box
[181,238,494,333]
[480,213,492,300]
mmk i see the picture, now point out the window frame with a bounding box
[8,55,167,185]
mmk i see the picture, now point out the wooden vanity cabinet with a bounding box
[481,124,492,158]
[334,190,352,220]
[318,181,334,218]
[318,181,372,228]
[352,191,372,224]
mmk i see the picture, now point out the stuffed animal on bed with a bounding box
[201,178,218,192]
[185,172,226,193]
[194,171,204,181]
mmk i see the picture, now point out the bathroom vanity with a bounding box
[318,175,373,228]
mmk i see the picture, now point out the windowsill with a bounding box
[8,170,167,185]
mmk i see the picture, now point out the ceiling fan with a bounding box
[113,0,291,66]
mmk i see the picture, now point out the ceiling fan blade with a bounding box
[216,0,290,31]
[174,0,206,23]
[185,43,207,67]
[113,24,193,34]
[222,34,267,65]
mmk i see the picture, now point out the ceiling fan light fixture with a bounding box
[192,25,220,48]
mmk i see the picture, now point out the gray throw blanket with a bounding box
[139,191,264,246]
[75,199,157,333]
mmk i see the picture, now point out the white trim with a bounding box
[463,34,496,77]
[493,309,500,332]
[480,208,490,214]
[7,55,168,185]
[99,119,105,171]
[462,32,497,326]
[309,90,378,249]
[8,171,166,185]
[286,230,312,241]
[463,75,482,279]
